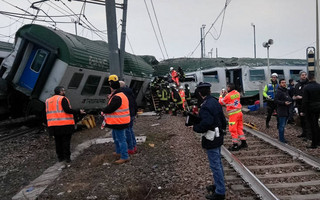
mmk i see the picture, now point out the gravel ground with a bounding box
[1,110,320,200]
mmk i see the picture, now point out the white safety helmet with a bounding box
[170,67,174,71]
[271,73,278,78]
[179,86,184,89]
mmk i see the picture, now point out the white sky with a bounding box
[0,0,317,61]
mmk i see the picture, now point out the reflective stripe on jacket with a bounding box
[46,95,75,127]
[219,90,242,115]
[105,92,130,126]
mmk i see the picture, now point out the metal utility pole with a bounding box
[105,0,121,77]
[200,24,206,58]
[316,0,320,82]
[119,0,128,80]
[251,23,256,59]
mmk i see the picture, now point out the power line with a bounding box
[276,42,316,58]
[144,0,165,59]
[188,0,231,57]
[150,0,169,59]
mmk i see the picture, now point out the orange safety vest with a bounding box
[46,95,75,127]
[219,90,242,115]
[105,92,130,126]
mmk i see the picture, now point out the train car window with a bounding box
[203,71,219,83]
[68,73,84,89]
[129,80,144,97]
[30,49,48,73]
[271,69,284,80]
[81,75,101,96]
[290,70,301,81]
[249,69,265,81]
[184,75,196,82]
[99,78,111,96]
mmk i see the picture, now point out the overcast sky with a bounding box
[0,0,317,61]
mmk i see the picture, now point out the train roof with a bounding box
[154,57,307,76]
[15,24,153,78]
[0,41,13,53]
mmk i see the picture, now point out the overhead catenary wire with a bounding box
[144,0,165,60]
[188,0,231,57]
[276,41,316,59]
[150,0,169,59]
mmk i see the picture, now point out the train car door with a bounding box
[18,46,49,91]
[226,69,243,93]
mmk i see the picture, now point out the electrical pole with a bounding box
[105,0,121,77]
[119,0,128,80]
[316,0,320,82]
[200,24,206,58]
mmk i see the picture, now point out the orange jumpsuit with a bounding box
[179,89,186,110]
[219,90,246,144]
[171,70,179,86]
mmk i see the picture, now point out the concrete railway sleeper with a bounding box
[221,127,320,200]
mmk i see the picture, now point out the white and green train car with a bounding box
[154,57,307,99]
[0,24,154,116]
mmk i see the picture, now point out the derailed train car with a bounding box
[154,57,307,100]
[0,24,154,117]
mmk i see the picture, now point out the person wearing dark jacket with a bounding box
[287,79,295,124]
[193,82,204,108]
[46,86,85,165]
[293,71,310,138]
[192,82,226,200]
[302,74,320,148]
[102,75,130,164]
[119,81,138,154]
[274,79,292,143]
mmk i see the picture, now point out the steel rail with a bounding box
[221,146,279,200]
[243,126,320,170]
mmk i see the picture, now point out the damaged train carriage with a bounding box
[0,24,154,117]
[154,57,307,103]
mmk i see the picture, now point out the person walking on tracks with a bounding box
[191,82,226,200]
[274,79,292,143]
[102,75,130,164]
[302,73,320,149]
[263,73,279,128]
[219,83,248,151]
[46,86,85,164]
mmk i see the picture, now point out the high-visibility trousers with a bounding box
[228,111,245,144]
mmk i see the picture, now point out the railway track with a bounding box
[222,126,320,200]
[0,115,42,142]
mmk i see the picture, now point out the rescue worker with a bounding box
[185,84,192,109]
[170,67,180,86]
[157,83,170,114]
[46,86,85,165]
[263,73,279,128]
[178,85,186,110]
[219,83,248,151]
[293,71,310,139]
[302,73,320,148]
[102,75,130,164]
[170,85,183,116]
[178,66,185,82]
[191,82,226,200]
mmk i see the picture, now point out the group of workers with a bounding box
[46,74,138,167]
[150,76,192,116]
[263,71,320,148]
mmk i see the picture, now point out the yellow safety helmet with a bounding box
[108,74,119,81]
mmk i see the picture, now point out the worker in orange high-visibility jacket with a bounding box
[219,83,248,151]
[178,86,186,110]
[46,86,85,164]
[170,67,180,86]
[102,74,130,165]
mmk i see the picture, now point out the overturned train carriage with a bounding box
[154,57,307,100]
[0,24,154,117]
